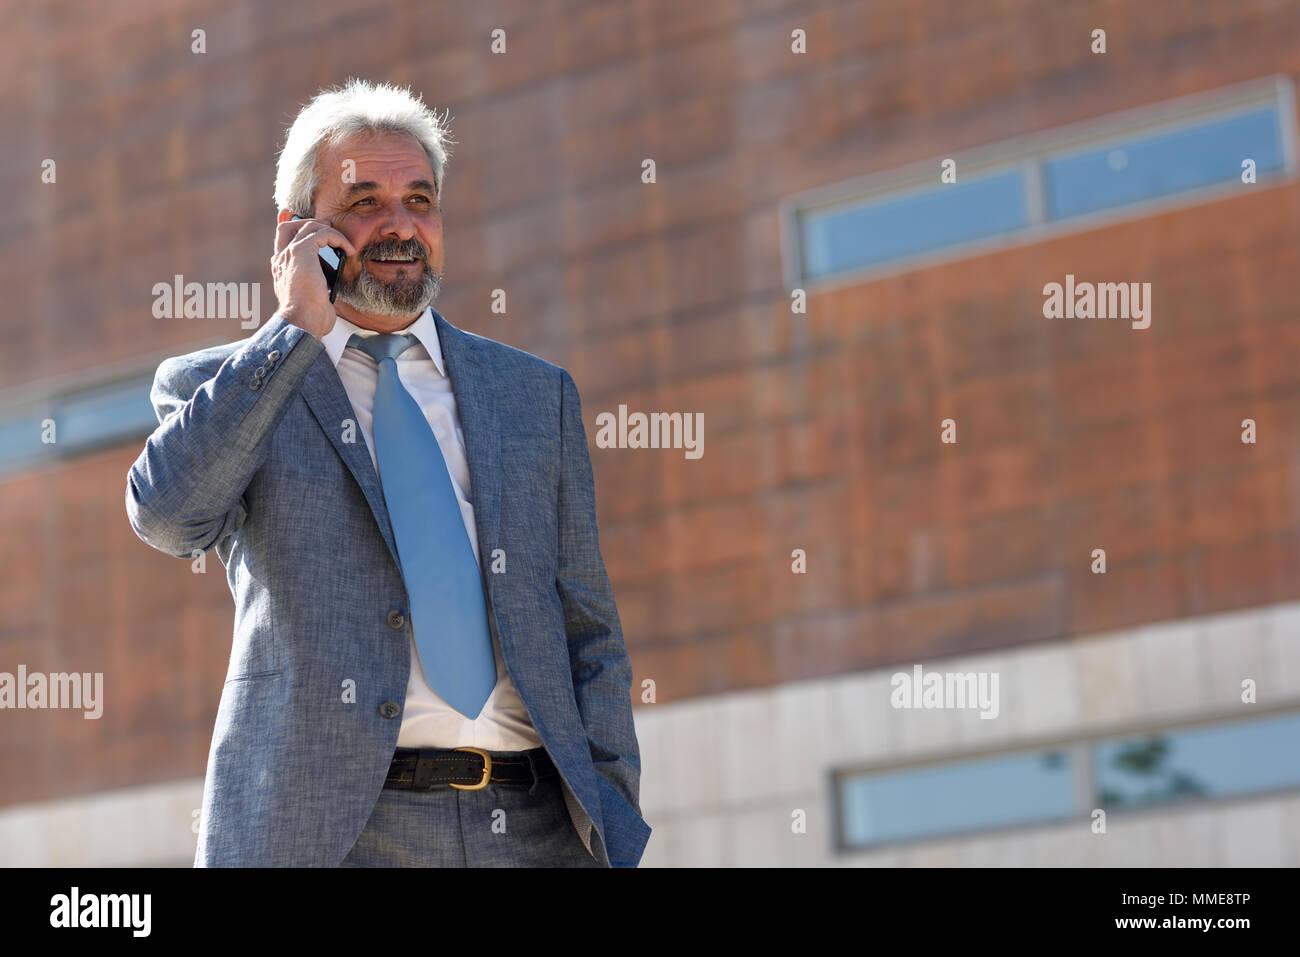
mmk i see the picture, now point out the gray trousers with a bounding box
[340,755,606,867]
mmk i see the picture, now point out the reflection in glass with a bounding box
[1093,711,1300,809]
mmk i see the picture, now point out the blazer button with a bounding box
[249,379,263,391]
[379,701,400,719]
[252,366,267,378]
[387,610,405,629]
[267,350,281,362]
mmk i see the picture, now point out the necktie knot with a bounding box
[348,332,418,363]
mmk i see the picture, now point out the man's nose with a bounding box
[376,202,419,244]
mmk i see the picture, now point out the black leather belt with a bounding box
[385,746,557,791]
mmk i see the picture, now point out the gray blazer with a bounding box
[124,310,650,867]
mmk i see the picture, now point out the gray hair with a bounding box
[273,78,454,214]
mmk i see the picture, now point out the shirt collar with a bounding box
[322,307,446,376]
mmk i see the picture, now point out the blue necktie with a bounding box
[347,332,497,719]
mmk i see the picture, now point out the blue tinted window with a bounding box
[0,411,52,473]
[1043,106,1284,220]
[837,710,1300,851]
[55,378,158,453]
[801,168,1027,279]
[1094,711,1300,809]
[840,749,1076,848]
[0,374,155,477]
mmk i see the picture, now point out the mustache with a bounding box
[361,240,427,262]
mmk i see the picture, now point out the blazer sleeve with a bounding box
[555,367,651,867]
[125,315,324,559]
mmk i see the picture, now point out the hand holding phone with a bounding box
[290,214,347,304]
[270,214,354,340]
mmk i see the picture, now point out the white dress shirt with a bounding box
[321,308,544,752]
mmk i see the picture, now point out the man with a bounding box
[124,79,650,867]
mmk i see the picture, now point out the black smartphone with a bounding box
[290,214,346,304]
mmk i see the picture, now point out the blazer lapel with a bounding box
[302,350,402,572]
[299,310,503,600]
[432,309,503,602]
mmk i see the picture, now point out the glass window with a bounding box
[0,374,155,477]
[839,748,1076,848]
[0,411,51,473]
[836,710,1300,852]
[54,377,158,454]
[800,168,1028,280]
[1093,711,1300,809]
[793,84,1292,285]
[1043,106,1284,221]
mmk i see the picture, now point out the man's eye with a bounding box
[353,197,374,207]
[410,196,431,204]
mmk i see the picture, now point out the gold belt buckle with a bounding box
[450,747,492,790]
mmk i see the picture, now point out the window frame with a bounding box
[832,702,1300,854]
[0,338,227,478]
[782,74,1298,292]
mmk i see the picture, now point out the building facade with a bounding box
[2,0,1299,866]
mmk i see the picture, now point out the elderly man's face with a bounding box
[307,131,445,320]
